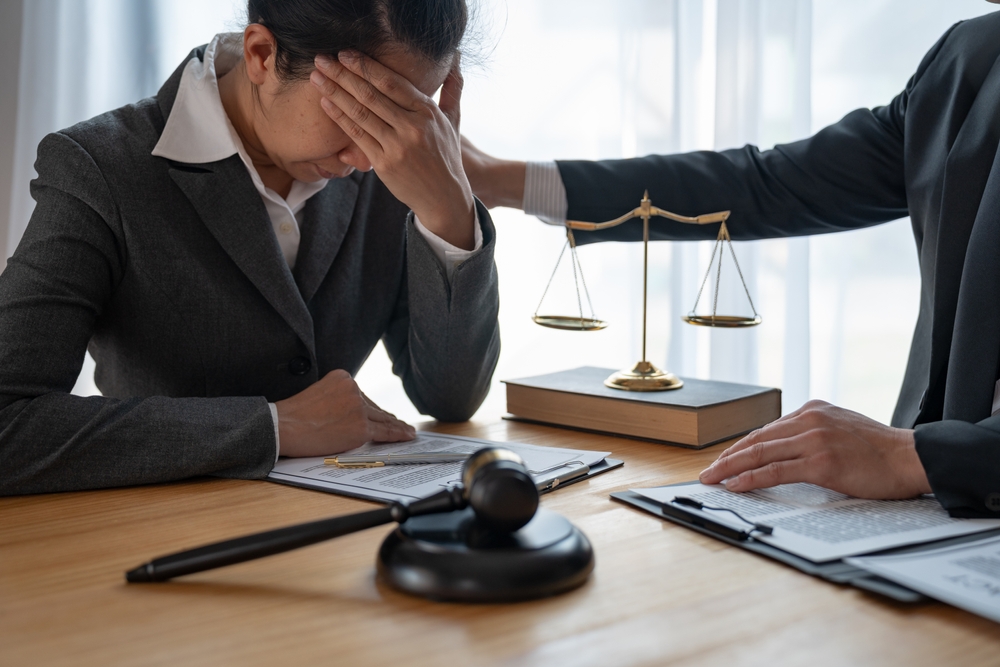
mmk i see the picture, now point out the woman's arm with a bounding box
[310,52,500,421]
[0,132,278,495]
[382,202,500,422]
[0,132,416,495]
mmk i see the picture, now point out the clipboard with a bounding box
[611,488,1000,603]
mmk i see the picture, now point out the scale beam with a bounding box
[533,191,760,392]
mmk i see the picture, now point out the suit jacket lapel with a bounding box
[943,145,1000,422]
[168,156,316,353]
[293,174,360,304]
[922,54,1000,421]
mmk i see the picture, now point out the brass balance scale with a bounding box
[533,191,761,392]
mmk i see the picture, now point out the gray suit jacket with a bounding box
[557,14,1000,517]
[0,48,500,495]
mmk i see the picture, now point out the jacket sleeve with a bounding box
[914,417,1000,518]
[556,24,958,245]
[0,132,276,496]
[381,199,500,422]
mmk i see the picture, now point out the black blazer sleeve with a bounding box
[915,418,1000,518]
[555,24,957,244]
[0,132,276,495]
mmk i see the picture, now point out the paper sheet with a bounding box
[269,432,610,503]
[633,482,1000,562]
[847,534,1000,623]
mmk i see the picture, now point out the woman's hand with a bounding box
[699,400,932,499]
[311,51,475,249]
[460,136,526,210]
[275,370,416,458]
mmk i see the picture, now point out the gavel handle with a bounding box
[125,487,464,582]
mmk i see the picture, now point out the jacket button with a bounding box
[288,356,311,376]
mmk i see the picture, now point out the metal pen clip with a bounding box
[537,464,590,491]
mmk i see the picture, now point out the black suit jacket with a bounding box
[0,48,500,495]
[557,13,1000,517]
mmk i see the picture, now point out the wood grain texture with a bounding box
[3,417,999,666]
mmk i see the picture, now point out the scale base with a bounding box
[604,360,684,392]
[377,508,593,603]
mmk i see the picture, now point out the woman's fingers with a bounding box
[332,51,425,110]
[368,418,417,443]
[312,73,391,152]
[438,56,463,131]
[318,95,385,163]
[312,54,410,131]
[361,391,416,439]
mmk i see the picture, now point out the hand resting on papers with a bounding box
[699,400,932,499]
[275,370,416,457]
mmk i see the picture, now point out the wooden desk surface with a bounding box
[3,418,999,666]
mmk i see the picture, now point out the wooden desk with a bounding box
[3,418,999,666]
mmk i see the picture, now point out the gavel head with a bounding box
[461,448,540,533]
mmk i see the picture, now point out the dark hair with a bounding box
[246,0,468,81]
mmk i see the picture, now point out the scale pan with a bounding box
[532,315,608,331]
[683,314,762,328]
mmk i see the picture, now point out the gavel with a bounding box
[126,447,540,583]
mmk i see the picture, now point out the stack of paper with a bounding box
[270,432,614,503]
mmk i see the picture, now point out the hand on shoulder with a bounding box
[699,400,932,499]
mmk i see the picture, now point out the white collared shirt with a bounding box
[153,33,481,272]
[152,33,482,459]
[523,161,568,224]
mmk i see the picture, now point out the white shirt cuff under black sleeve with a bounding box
[413,209,484,281]
[269,402,280,462]
[523,161,568,225]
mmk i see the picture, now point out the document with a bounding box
[269,432,611,503]
[847,535,1000,623]
[634,482,1000,562]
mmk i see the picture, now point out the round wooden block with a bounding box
[377,508,594,602]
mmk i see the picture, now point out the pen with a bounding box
[537,464,590,492]
[325,452,469,468]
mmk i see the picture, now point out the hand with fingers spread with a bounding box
[275,370,416,458]
[310,51,476,250]
[699,400,931,499]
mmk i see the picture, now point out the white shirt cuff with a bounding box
[268,402,280,463]
[412,209,484,281]
[523,161,568,225]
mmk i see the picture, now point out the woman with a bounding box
[0,0,499,495]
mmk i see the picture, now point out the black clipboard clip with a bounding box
[660,496,774,541]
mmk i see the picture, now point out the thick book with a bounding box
[503,366,781,448]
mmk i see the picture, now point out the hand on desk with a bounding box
[699,400,932,499]
[275,370,416,458]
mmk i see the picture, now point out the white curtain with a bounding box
[2,0,239,396]
[6,0,162,263]
[530,0,815,411]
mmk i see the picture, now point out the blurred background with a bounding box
[0,0,995,425]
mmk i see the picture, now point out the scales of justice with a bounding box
[533,191,761,392]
